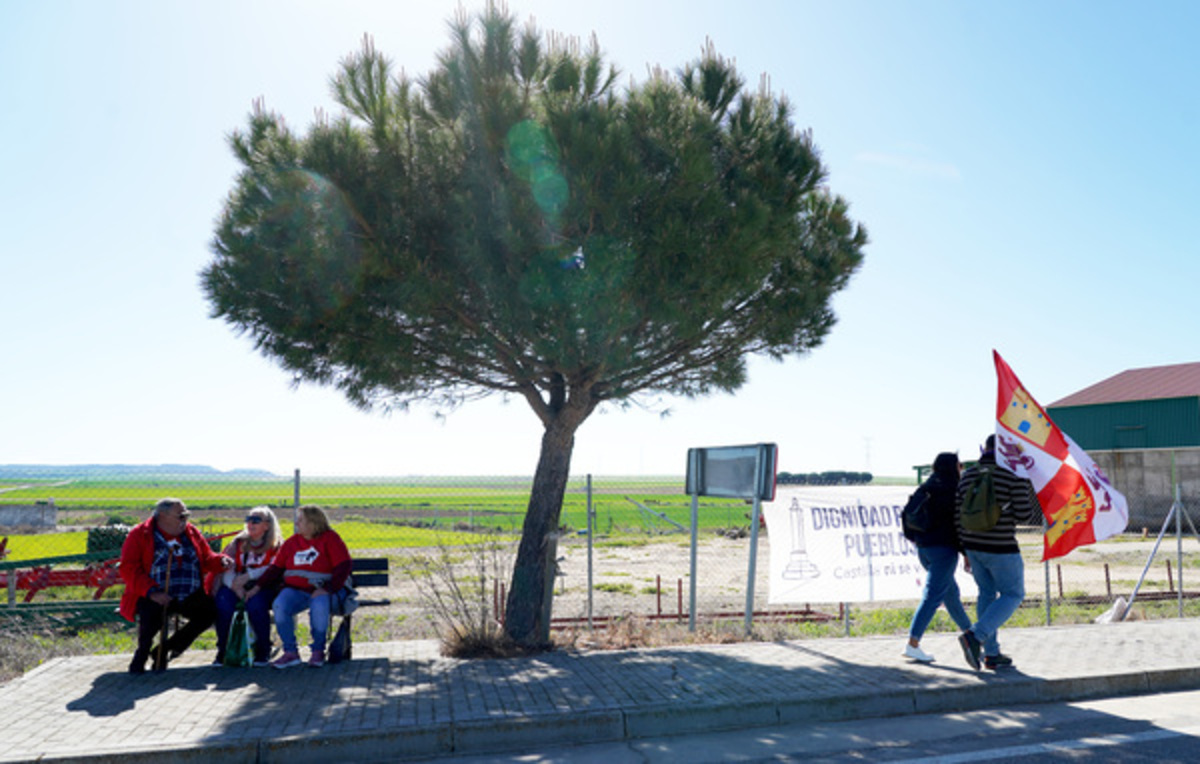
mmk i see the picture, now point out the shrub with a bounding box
[86,525,130,554]
[400,539,522,658]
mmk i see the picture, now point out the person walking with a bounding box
[955,435,1042,671]
[903,452,973,663]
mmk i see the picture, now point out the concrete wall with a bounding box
[0,503,58,529]
[1090,448,1200,530]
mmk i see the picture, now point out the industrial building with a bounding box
[1047,362,1200,530]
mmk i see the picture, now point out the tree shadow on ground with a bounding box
[54,636,1200,759]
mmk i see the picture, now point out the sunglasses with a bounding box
[245,516,265,524]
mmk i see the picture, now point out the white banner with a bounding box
[763,485,975,604]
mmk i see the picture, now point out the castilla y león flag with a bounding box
[993,350,1128,560]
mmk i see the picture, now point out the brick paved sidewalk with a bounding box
[2,619,1199,763]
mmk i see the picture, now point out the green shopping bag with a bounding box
[224,601,253,668]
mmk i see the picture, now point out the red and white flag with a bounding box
[993,350,1128,560]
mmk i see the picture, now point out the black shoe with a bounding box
[128,651,149,675]
[984,653,1014,670]
[958,630,982,670]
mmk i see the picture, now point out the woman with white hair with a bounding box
[212,506,283,666]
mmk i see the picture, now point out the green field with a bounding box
[0,475,758,561]
[0,475,750,532]
[0,521,495,563]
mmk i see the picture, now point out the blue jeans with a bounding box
[214,585,277,663]
[908,545,973,639]
[273,587,331,654]
[965,549,1026,656]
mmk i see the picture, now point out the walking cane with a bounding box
[154,548,174,671]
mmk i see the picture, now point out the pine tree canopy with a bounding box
[203,5,867,645]
[203,7,866,429]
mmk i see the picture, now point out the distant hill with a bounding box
[0,464,279,479]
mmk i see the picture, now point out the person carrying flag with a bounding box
[955,435,1042,671]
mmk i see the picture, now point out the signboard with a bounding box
[763,485,976,603]
[684,442,777,633]
[685,443,777,501]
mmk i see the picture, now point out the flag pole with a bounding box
[1042,515,1051,626]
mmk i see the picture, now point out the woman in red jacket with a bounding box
[257,505,352,668]
[119,498,232,674]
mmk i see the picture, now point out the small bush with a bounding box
[86,525,130,554]
[401,539,520,658]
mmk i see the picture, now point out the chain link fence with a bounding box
[2,467,1198,637]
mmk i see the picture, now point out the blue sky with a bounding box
[2,1,1197,479]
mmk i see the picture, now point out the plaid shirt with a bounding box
[149,529,203,600]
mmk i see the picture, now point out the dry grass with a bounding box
[400,538,523,658]
[0,618,134,684]
[554,614,793,651]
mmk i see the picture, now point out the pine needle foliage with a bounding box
[203,5,867,646]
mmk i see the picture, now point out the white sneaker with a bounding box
[904,643,935,663]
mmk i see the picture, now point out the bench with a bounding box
[327,557,390,662]
[350,557,391,606]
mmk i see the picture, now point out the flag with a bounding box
[993,350,1129,560]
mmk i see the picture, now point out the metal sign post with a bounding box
[744,488,763,635]
[688,492,699,631]
[685,443,778,635]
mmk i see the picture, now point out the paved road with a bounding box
[413,688,1200,763]
[2,619,1199,763]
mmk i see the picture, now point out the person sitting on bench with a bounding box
[257,505,352,669]
[211,505,283,666]
[119,498,232,674]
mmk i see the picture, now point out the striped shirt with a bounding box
[955,453,1042,554]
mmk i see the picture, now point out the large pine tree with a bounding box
[203,6,867,646]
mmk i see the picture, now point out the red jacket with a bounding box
[118,516,229,621]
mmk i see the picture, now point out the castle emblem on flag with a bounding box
[1000,387,1054,447]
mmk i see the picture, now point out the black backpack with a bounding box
[901,487,932,541]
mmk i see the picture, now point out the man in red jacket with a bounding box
[119,498,232,674]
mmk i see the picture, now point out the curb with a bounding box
[11,663,1200,763]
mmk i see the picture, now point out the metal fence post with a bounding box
[540,533,558,644]
[1175,454,1183,618]
[586,474,594,631]
[293,469,301,530]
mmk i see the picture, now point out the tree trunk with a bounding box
[503,414,579,647]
